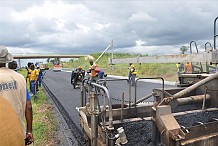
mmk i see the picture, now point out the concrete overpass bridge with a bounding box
[13,54,88,67]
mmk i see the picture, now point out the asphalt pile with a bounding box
[175,109,218,128]
[114,120,153,146]
[116,109,218,146]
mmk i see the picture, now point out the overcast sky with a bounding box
[1,0,218,56]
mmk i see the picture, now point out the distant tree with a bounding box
[50,59,54,64]
[180,46,189,54]
[69,59,74,63]
[46,58,50,63]
[54,58,60,65]
[49,58,60,65]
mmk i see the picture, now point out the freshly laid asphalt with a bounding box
[43,70,175,126]
[42,70,175,146]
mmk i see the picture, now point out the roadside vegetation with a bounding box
[61,53,178,81]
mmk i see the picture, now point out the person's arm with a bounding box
[34,70,39,84]
[25,100,34,143]
[35,76,38,84]
[26,68,30,83]
[130,68,134,73]
[25,88,34,143]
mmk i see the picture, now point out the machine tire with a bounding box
[73,78,77,89]
[71,71,74,85]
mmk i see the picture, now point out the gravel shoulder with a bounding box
[45,90,79,146]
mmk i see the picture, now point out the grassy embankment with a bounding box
[19,69,57,146]
[62,53,178,81]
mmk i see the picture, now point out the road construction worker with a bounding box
[26,62,32,85]
[36,64,43,91]
[0,97,25,146]
[0,46,34,144]
[130,64,137,86]
[176,62,180,72]
[77,66,85,78]
[8,60,18,71]
[71,66,86,88]
[84,55,102,81]
[127,63,133,83]
[90,63,101,81]
[29,63,39,100]
[176,62,184,83]
[185,62,192,74]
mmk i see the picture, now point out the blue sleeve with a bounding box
[26,88,31,101]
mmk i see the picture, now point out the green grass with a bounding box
[18,69,56,146]
[61,53,178,81]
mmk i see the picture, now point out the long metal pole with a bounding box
[128,82,131,119]
[94,43,111,64]
[214,17,218,50]
[91,92,98,146]
[130,94,152,107]
[121,92,124,122]
[172,72,218,100]
[111,40,114,59]
[170,94,211,108]
[80,84,84,107]
[91,83,113,128]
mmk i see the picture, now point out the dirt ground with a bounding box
[43,99,79,146]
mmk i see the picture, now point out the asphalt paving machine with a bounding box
[78,17,218,146]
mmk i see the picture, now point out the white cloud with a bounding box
[129,12,157,22]
[136,40,146,46]
[0,0,218,56]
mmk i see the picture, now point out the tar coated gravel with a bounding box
[116,109,218,146]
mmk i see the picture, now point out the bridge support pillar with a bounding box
[18,59,21,68]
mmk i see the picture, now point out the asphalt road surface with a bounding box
[43,70,175,128]
[42,70,175,145]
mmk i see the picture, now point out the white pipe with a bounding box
[94,43,111,64]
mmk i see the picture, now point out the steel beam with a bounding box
[171,72,218,100]
[13,54,87,59]
[170,94,211,108]
[109,52,213,64]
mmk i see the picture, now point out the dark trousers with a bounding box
[38,76,42,87]
[128,71,132,82]
[130,74,136,86]
[30,80,36,95]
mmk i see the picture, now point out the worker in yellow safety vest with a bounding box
[129,64,137,86]
[176,62,185,83]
